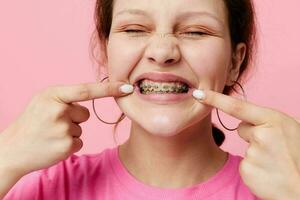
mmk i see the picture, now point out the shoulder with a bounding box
[40,147,114,183]
[4,148,114,199]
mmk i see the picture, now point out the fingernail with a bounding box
[193,89,205,100]
[119,84,134,94]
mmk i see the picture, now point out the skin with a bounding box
[0,81,131,198]
[105,0,246,189]
[1,0,299,199]
[104,0,300,199]
[198,90,300,200]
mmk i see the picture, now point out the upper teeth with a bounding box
[139,79,189,94]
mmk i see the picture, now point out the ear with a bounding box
[226,43,247,86]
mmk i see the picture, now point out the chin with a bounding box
[138,115,189,137]
[117,102,197,138]
[115,93,212,137]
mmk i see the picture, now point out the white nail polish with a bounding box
[120,84,134,94]
[193,89,205,100]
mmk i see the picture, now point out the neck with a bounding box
[119,114,228,188]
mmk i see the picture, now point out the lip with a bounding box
[133,72,195,88]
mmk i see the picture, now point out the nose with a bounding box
[144,33,181,66]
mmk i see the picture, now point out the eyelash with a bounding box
[184,32,207,36]
[124,29,145,33]
[123,29,208,36]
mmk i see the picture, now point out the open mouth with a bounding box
[132,72,195,103]
[137,79,190,95]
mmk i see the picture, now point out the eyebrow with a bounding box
[114,9,150,18]
[114,9,224,26]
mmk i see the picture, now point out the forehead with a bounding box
[112,0,227,24]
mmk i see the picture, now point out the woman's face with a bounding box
[106,0,235,136]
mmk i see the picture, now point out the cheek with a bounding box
[107,37,144,81]
[181,39,232,91]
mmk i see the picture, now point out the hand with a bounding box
[194,89,300,200]
[0,82,133,177]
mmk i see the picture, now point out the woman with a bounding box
[0,0,299,199]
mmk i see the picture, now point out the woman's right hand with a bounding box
[0,81,133,177]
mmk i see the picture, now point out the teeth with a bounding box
[139,79,189,94]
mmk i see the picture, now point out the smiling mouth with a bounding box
[138,79,189,95]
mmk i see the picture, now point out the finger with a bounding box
[68,103,90,123]
[71,137,83,153]
[196,89,273,126]
[237,121,253,143]
[49,82,134,104]
[69,124,82,138]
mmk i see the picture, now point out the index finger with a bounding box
[48,82,133,104]
[197,89,273,126]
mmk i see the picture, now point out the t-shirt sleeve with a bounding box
[3,170,50,200]
[2,155,75,200]
[2,153,88,200]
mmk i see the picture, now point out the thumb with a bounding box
[237,121,253,143]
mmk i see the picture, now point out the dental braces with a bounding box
[140,83,189,94]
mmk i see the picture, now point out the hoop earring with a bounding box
[92,76,126,125]
[216,81,247,131]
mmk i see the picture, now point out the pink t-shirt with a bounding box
[4,146,259,200]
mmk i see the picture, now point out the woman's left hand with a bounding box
[196,89,300,200]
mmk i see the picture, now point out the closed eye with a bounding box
[183,32,208,36]
[124,29,145,33]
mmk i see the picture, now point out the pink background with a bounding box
[1,0,299,157]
